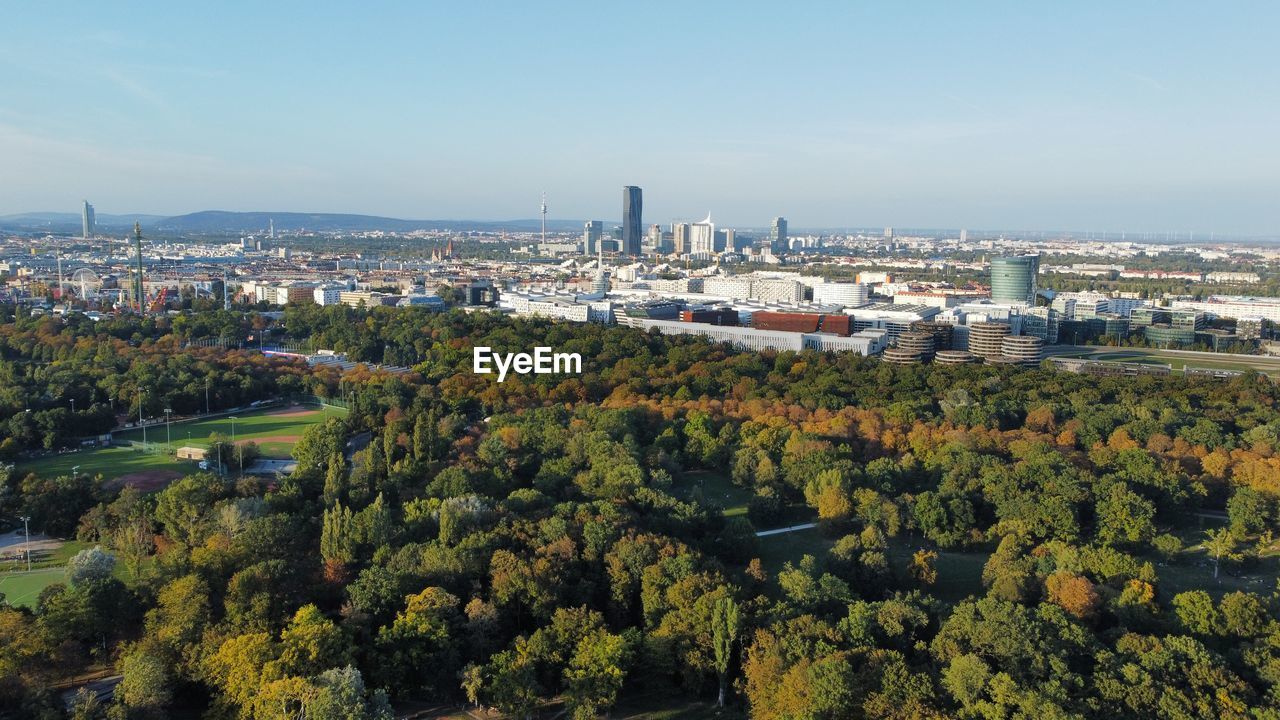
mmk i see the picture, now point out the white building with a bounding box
[813,282,870,307]
[753,278,804,303]
[314,286,343,306]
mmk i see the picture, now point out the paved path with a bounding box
[756,522,818,537]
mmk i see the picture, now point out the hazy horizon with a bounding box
[4,2,1279,235]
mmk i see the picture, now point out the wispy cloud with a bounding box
[1125,72,1166,91]
[97,68,169,111]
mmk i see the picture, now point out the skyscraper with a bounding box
[622,186,642,256]
[672,222,690,254]
[769,217,787,253]
[81,201,95,239]
[990,255,1040,305]
[583,220,603,254]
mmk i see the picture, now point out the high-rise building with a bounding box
[646,224,662,249]
[81,201,95,239]
[583,220,603,254]
[990,255,1039,305]
[770,217,788,253]
[689,214,715,255]
[672,223,690,254]
[622,186,642,255]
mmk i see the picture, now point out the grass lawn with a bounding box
[756,525,836,575]
[16,446,188,482]
[680,471,752,518]
[16,404,346,480]
[0,568,64,608]
[113,404,347,457]
[1063,348,1280,377]
[887,538,991,605]
[612,692,744,720]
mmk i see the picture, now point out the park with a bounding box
[14,402,346,488]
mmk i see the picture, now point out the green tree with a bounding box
[1203,527,1239,579]
[563,628,632,720]
[711,596,740,707]
[117,648,173,713]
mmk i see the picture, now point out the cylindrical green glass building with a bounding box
[990,256,1039,305]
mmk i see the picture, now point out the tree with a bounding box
[563,628,632,720]
[309,666,393,720]
[1044,571,1101,620]
[711,596,740,707]
[274,604,351,678]
[117,648,173,712]
[375,587,460,694]
[1095,483,1156,545]
[1203,527,1238,579]
[66,545,115,585]
[1152,533,1183,563]
[909,549,939,586]
[1227,487,1272,538]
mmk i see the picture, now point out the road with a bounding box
[756,522,818,537]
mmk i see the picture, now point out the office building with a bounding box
[909,321,954,351]
[689,215,716,255]
[646,224,662,250]
[967,322,1012,360]
[934,350,979,365]
[770,217,788,253]
[622,186,642,255]
[1000,335,1044,366]
[81,201,95,239]
[583,221,603,254]
[888,331,937,364]
[672,223,690,254]
[812,281,869,307]
[990,255,1039,305]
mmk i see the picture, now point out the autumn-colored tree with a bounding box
[909,549,939,586]
[1044,571,1101,620]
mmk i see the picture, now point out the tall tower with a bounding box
[540,192,548,245]
[56,245,65,301]
[622,186,642,256]
[81,201,95,240]
[133,222,146,313]
[769,217,788,253]
[269,218,275,239]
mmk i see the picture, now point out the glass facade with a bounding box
[990,256,1039,305]
[622,186,642,256]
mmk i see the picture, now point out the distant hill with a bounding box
[0,212,166,232]
[154,211,587,234]
[0,210,589,235]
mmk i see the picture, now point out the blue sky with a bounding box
[3,1,1278,234]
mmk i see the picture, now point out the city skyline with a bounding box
[3,3,1279,235]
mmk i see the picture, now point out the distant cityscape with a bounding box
[4,184,1280,379]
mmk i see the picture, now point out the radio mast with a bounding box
[133,222,145,314]
[540,192,548,245]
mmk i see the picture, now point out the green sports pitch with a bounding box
[15,403,347,482]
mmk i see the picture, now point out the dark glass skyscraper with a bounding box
[622,186,642,256]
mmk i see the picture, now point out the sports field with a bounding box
[16,404,346,486]
[1048,345,1280,377]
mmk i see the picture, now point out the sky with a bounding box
[2,1,1279,235]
